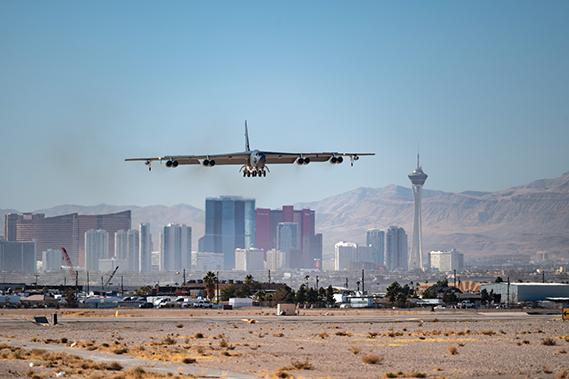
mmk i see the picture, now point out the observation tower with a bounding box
[408,155,428,270]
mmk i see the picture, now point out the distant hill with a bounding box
[296,171,569,259]
[3,171,569,260]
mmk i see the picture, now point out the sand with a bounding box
[0,308,568,378]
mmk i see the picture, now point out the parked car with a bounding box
[139,302,154,308]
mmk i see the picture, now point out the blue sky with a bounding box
[1,1,568,211]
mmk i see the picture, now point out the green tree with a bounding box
[435,278,449,287]
[480,288,490,305]
[317,287,326,307]
[295,284,307,304]
[64,288,77,308]
[442,290,458,304]
[495,277,504,283]
[325,285,336,307]
[236,274,261,298]
[273,285,294,303]
[220,285,236,301]
[135,285,151,297]
[386,281,402,303]
[306,287,318,305]
[203,271,217,300]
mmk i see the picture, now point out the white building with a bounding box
[235,248,265,271]
[264,249,286,271]
[430,248,464,272]
[99,258,129,272]
[335,241,357,271]
[139,223,152,272]
[192,252,223,271]
[42,248,62,272]
[159,224,191,272]
[85,229,108,271]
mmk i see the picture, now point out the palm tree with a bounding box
[203,271,217,300]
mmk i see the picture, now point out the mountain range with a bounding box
[2,171,569,261]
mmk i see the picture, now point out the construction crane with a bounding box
[104,266,119,289]
[61,247,78,286]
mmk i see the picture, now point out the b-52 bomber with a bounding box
[125,121,374,177]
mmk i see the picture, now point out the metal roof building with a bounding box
[481,282,569,303]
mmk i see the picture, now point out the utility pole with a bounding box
[345,278,348,289]
[183,269,186,285]
[121,276,124,296]
[268,269,271,290]
[316,276,319,291]
[507,277,510,308]
[216,271,219,305]
[361,269,365,294]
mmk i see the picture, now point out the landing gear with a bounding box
[240,166,268,178]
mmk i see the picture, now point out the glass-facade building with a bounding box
[203,196,255,270]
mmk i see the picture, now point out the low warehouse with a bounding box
[481,282,569,303]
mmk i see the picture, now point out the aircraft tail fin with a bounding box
[245,120,250,152]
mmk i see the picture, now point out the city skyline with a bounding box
[1,2,568,212]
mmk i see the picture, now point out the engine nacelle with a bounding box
[330,157,337,164]
[297,157,304,165]
[166,160,173,168]
[303,157,310,165]
[202,159,210,166]
[172,160,179,168]
[337,156,343,164]
[209,159,216,167]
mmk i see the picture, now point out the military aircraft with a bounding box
[125,121,374,177]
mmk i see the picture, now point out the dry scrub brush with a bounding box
[361,353,383,365]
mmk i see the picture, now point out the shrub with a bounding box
[349,346,362,355]
[448,345,458,355]
[542,338,557,346]
[163,336,176,345]
[290,357,313,370]
[316,332,328,339]
[182,357,196,364]
[176,324,184,328]
[362,353,383,365]
[107,361,123,371]
[194,333,204,339]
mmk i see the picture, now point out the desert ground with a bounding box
[0,307,568,379]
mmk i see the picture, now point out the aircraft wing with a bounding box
[263,152,375,164]
[125,152,250,166]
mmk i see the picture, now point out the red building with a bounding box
[255,205,321,269]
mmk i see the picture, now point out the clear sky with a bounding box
[1,1,568,212]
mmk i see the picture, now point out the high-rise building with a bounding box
[4,213,44,241]
[42,248,62,272]
[276,222,299,268]
[302,233,323,270]
[139,223,151,272]
[430,248,464,272]
[0,239,36,272]
[115,230,128,260]
[85,229,108,272]
[408,155,428,270]
[256,206,315,252]
[126,229,139,271]
[385,226,408,271]
[366,229,385,265]
[7,211,130,267]
[235,248,265,271]
[335,241,357,271]
[160,224,191,272]
[202,196,255,270]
